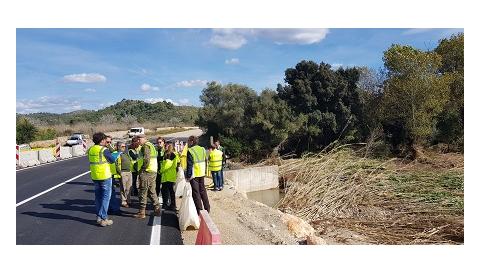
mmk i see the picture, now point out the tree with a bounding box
[250,89,304,158]
[381,44,450,151]
[197,82,257,139]
[196,82,300,161]
[277,60,365,153]
[434,33,464,149]
[16,117,38,144]
[357,67,387,133]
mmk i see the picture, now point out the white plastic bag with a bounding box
[179,183,200,231]
[175,166,187,198]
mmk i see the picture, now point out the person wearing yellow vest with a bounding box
[88,132,120,227]
[159,141,179,211]
[186,135,210,214]
[116,141,133,208]
[129,136,142,196]
[155,137,166,196]
[214,139,226,190]
[134,134,161,219]
[208,144,224,191]
[127,138,140,196]
[104,135,121,215]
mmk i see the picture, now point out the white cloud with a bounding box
[84,88,96,92]
[16,96,84,113]
[63,73,106,83]
[210,31,247,49]
[210,29,329,49]
[225,58,240,65]
[140,83,160,92]
[176,80,208,88]
[143,97,179,106]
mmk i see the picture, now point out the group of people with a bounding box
[87,132,225,227]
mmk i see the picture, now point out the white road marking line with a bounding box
[149,215,162,245]
[16,155,86,172]
[16,170,91,207]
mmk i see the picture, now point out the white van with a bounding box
[128,127,145,137]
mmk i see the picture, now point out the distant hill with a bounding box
[17,99,199,125]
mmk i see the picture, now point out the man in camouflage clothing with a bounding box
[134,134,161,219]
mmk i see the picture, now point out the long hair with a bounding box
[164,142,175,160]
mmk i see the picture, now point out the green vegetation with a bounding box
[16,99,199,143]
[18,99,198,126]
[388,171,464,212]
[197,33,464,161]
[16,117,38,144]
[278,146,464,244]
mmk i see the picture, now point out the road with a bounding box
[16,129,203,245]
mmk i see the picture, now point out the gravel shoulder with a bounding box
[180,179,299,245]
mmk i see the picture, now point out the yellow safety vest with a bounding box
[128,149,136,172]
[180,143,189,170]
[208,149,223,172]
[88,145,112,180]
[136,145,143,172]
[117,153,134,174]
[160,153,179,183]
[189,145,206,177]
[109,150,121,179]
[138,142,158,173]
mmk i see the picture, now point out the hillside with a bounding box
[17,99,199,125]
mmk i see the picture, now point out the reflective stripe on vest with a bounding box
[208,149,223,172]
[189,145,206,177]
[88,145,112,180]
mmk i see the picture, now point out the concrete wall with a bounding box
[60,146,72,159]
[224,165,279,193]
[18,150,40,167]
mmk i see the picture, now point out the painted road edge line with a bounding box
[150,215,162,245]
[16,155,87,172]
[16,170,91,207]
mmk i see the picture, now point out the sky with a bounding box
[16,28,463,114]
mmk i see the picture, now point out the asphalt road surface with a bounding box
[16,156,182,245]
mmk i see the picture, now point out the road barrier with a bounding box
[195,210,221,245]
[72,145,85,156]
[55,139,61,158]
[82,139,87,151]
[18,150,40,168]
[16,145,19,165]
[38,149,56,163]
[60,146,73,159]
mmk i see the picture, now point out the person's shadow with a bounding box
[21,198,96,226]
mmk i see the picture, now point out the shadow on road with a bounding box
[21,198,96,226]
[67,181,92,187]
[21,212,96,226]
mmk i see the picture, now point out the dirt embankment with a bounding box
[181,182,317,245]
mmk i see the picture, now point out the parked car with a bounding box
[66,135,85,146]
[128,127,145,138]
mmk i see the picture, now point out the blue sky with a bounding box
[16,28,463,114]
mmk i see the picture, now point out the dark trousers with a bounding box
[155,174,162,196]
[189,177,210,214]
[132,172,138,196]
[161,181,176,209]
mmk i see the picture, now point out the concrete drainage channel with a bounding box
[16,145,89,169]
[224,165,283,207]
